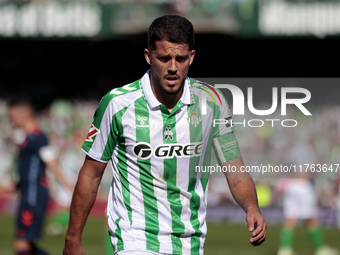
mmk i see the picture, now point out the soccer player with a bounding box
[7,98,73,255]
[63,15,267,255]
[277,178,338,255]
[277,142,337,255]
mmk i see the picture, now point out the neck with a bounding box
[23,119,39,134]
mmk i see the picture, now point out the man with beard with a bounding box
[63,15,266,255]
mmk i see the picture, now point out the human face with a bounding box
[144,40,195,96]
[8,106,28,128]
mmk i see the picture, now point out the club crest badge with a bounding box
[187,111,202,127]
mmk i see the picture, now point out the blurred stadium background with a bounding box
[1,0,340,254]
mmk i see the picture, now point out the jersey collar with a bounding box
[141,70,194,110]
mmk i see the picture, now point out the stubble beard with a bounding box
[155,75,185,96]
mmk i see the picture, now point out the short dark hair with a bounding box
[147,15,194,51]
[7,97,32,108]
[7,97,35,114]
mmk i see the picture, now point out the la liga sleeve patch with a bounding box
[85,124,100,142]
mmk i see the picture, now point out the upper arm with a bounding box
[78,94,118,182]
[79,155,107,180]
[213,133,242,165]
[211,87,234,138]
[39,145,61,174]
[210,87,242,165]
[82,93,126,164]
[39,145,57,164]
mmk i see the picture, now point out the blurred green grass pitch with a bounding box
[0,215,339,255]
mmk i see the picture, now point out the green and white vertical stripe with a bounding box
[82,71,236,255]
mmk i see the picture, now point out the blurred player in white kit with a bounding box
[277,142,337,255]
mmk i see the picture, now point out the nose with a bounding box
[168,59,177,74]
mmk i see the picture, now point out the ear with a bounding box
[189,49,196,65]
[144,48,151,65]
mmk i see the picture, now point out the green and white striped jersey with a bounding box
[82,70,239,255]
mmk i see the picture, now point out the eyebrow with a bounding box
[157,53,190,58]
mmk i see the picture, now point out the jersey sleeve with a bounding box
[82,93,118,163]
[211,88,242,165]
[25,132,48,152]
[39,145,57,163]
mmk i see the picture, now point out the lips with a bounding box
[165,75,179,86]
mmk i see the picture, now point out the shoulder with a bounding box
[27,130,48,147]
[96,79,143,115]
[189,78,229,108]
[102,79,142,103]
